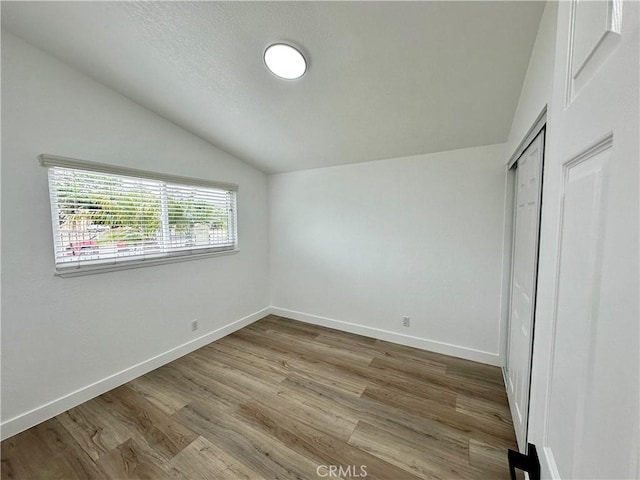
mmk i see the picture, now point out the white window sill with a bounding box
[53,248,239,278]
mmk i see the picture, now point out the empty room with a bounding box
[1,1,638,479]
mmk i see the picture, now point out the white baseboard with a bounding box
[270,307,501,366]
[0,307,270,441]
[2,306,501,440]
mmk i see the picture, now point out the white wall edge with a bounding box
[271,307,501,366]
[0,307,271,441]
[498,165,516,368]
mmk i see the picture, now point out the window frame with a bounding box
[40,154,239,277]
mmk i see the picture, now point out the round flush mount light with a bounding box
[264,43,307,80]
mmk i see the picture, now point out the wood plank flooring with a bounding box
[1,315,518,479]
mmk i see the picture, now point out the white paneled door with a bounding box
[528,1,639,478]
[506,130,544,452]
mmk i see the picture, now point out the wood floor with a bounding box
[1,315,518,479]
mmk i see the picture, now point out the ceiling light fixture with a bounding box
[264,43,307,80]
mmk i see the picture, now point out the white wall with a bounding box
[505,1,558,160]
[269,144,507,365]
[0,32,269,438]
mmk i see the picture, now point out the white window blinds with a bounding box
[43,155,238,275]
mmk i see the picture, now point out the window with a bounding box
[41,155,238,276]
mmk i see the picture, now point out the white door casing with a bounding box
[506,130,545,453]
[527,1,639,479]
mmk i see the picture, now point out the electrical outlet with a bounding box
[402,316,410,327]
[191,319,199,331]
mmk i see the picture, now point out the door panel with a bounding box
[568,0,623,102]
[547,139,610,479]
[506,130,544,452]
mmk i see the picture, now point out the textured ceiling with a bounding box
[2,2,544,173]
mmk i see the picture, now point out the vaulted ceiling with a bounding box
[2,2,544,173]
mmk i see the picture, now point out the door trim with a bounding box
[507,107,547,170]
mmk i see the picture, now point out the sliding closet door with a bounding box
[506,129,544,452]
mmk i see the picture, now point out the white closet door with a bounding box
[506,130,544,452]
